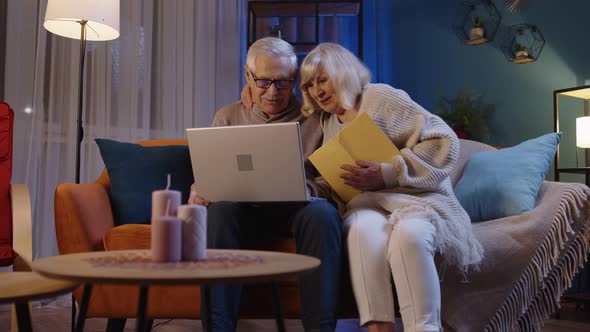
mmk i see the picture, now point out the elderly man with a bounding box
[189,37,343,332]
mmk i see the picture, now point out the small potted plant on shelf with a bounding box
[514,43,529,58]
[469,16,485,40]
[434,88,493,142]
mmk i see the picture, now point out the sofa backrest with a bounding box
[93,138,489,190]
[451,139,496,187]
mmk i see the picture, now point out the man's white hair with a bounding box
[246,37,297,75]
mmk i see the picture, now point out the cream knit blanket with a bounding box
[441,180,590,331]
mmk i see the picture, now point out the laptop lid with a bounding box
[186,122,309,202]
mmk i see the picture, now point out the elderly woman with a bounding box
[299,43,484,332]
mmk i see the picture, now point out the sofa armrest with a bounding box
[54,183,115,254]
[11,184,32,270]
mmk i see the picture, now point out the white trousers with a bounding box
[344,208,441,332]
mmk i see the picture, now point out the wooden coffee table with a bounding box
[32,249,320,332]
[0,272,78,332]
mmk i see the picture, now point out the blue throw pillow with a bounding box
[95,139,194,225]
[454,133,561,222]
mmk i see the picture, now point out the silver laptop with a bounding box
[186,122,313,203]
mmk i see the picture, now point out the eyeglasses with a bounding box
[249,69,294,89]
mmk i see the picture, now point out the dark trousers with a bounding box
[202,200,343,332]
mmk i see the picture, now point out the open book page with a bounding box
[309,113,401,202]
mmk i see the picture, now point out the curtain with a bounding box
[5,0,245,260]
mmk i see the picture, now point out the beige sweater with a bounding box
[212,97,322,160]
[349,84,484,271]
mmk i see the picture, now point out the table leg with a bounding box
[271,282,286,332]
[14,302,32,332]
[200,285,212,332]
[136,286,149,332]
[106,318,127,331]
[71,294,76,332]
[76,284,93,332]
[145,319,154,332]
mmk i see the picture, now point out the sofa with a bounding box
[54,138,590,331]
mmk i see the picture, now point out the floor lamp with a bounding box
[43,0,120,184]
[43,2,118,331]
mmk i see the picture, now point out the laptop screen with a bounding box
[186,122,310,202]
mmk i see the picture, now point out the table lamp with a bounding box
[577,116,590,148]
[576,116,590,167]
[43,0,120,184]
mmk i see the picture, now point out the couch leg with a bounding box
[106,318,126,332]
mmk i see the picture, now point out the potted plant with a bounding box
[514,43,529,58]
[469,16,486,40]
[434,88,494,142]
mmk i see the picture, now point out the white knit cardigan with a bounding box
[350,83,484,271]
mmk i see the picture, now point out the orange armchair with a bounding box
[54,139,358,324]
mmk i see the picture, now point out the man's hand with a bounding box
[188,190,210,206]
[340,160,385,192]
[241,84,254,111]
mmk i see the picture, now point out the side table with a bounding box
[0,272,79,332]
[32,249,320,332]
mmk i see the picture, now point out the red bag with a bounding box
[0,101,16,266]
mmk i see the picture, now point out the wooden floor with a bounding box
[0,304,589,331]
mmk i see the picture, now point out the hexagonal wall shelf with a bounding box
[453,0,501,46]
[500,24,545,64]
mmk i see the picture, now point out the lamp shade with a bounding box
[44,0,120,41]
[576,116,590,148]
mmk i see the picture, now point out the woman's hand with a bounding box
[188,190,210,206]
[340,160,385,192]
[241,84,254,111]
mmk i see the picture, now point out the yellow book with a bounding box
[309,112,401,202]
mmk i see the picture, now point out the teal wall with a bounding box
[363,0,590,181]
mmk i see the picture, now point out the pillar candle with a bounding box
[178,204,207,261]
[151,174,182,262]
[152,189,181,218]
[151,216,182,262]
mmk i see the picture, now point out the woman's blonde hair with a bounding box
[300,43,371,115]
